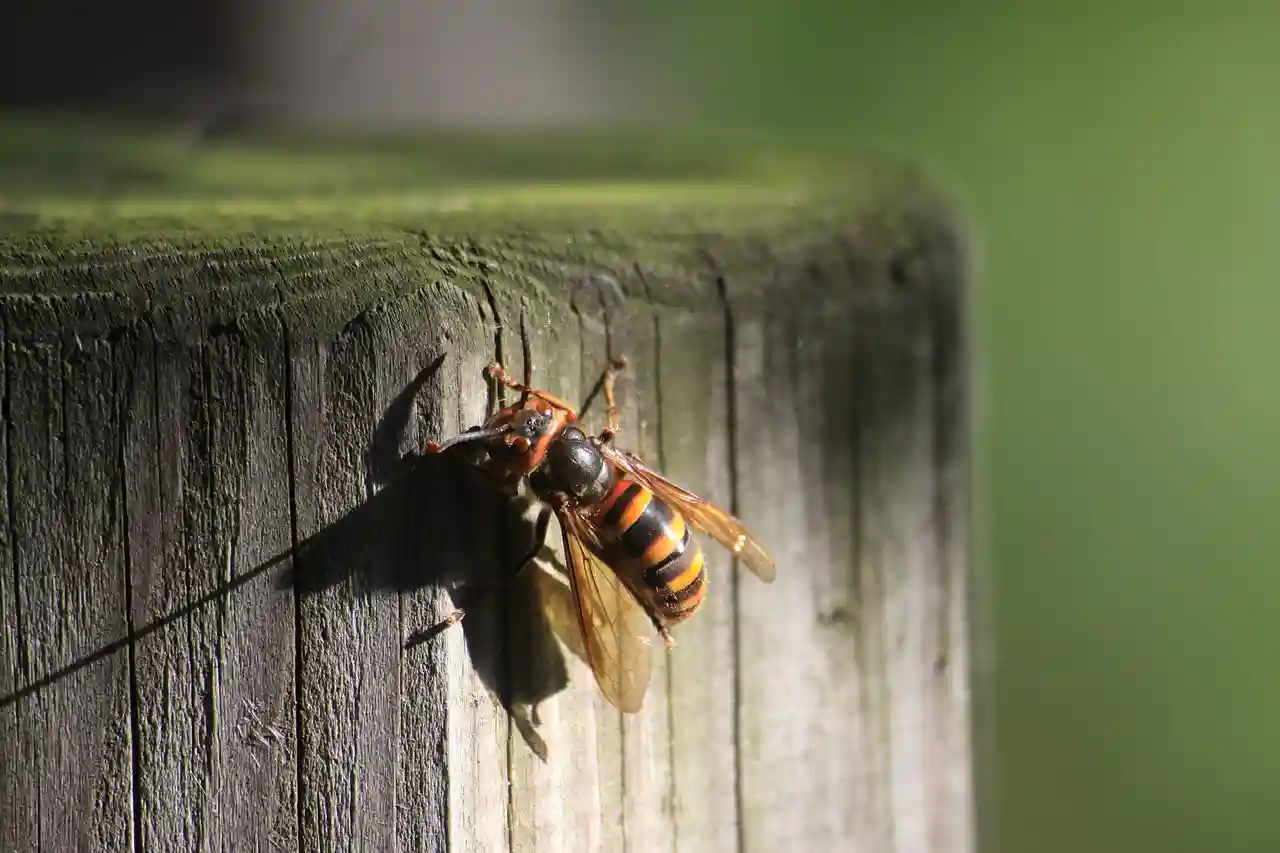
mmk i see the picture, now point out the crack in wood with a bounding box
[272,267,309,853]
[714,272,747,853]
[115,324,144,853]
[2,315,24,690]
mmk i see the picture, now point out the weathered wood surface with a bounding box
[0,141,972,853]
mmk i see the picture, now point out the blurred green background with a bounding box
[632,2,1280,852]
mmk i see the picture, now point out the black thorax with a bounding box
[528,426,614,507]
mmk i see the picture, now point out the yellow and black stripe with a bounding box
[596,479,707,624]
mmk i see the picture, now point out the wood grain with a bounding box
[576,304,628,853]
[503,270,621,853]
[654,296,740,853]
[0,317,20,853]
[121,283,298,851]
[6,301,132,852]
[731,264,852,852]
[442,280,513,853]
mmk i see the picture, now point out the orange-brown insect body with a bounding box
[589,478,707,627]
[476,391,705,629]
[484,395,575,476]
[425,358,775,712]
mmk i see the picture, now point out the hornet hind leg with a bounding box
[404,505,554,647]
[577,355,629,444]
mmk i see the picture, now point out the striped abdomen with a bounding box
[593,478,706,626]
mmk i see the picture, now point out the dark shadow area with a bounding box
[280,373,576,760]
[0,543,292,711]
[2,363,579,762]
[455,469,578,763]
[363,353,447,490]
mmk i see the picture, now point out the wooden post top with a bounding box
[0,116,975,853]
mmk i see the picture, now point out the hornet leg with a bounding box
[420,424,482,455]
[578,355,628,443]
[418,427,519,495]
[485,361,580,416]
[405,505,554,647]
[599,355,627,445]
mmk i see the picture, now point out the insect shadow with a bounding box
[279,358,580,761]
[0,360,582,760]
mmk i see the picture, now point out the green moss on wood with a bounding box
[0,113,961,340]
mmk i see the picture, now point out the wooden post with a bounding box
[0,125,973,852]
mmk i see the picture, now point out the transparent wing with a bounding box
[598,444,777,583]
[554,505,654,713]
[526,560,587,664]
